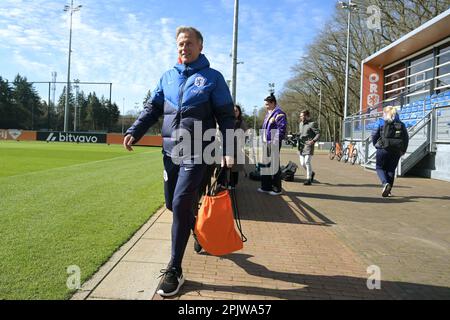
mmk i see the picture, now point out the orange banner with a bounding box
[361,63,384,113]
[0,129,36,141]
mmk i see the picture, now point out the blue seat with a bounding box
[431,94,438,104]
[416,111,424,119]
[411,103,418,112]
[425,103,432,110]
[416,100,424,108]
[408,120,417,127]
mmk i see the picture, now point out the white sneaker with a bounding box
[156,267,185,297]
[257,188,270,193]
[382,183,392,198]
[269,190,282,196]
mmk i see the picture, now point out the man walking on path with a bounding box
[298,110,320,185]
[123,26,234,297]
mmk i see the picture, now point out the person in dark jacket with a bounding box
[230,104,248,187]
[258,93,287,195]
[372,106,409,197]
[298,110,320,185]
[123,26,234,297]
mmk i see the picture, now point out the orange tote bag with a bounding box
[194,169,247,256]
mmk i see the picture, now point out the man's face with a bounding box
[177,31,203,64]
[300,113,308,123]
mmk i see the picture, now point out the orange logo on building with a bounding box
[367,73,380,107]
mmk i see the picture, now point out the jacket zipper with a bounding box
[176,76,188,144]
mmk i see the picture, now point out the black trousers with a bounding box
[260,141,282,192]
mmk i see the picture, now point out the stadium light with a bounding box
[268,83,275,94]
[63,0,82,132]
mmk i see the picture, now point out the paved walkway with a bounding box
[72,149,450,300]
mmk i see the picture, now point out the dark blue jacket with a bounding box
[372,114,409,154]
[126,54,235,157]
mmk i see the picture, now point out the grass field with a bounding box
[0,141,165,299]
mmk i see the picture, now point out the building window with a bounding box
[384,63,406,101]
[406,51,433,103]
[435,43,450,92]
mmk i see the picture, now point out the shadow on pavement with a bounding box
[288,191,450,204]
[178,253,450,300]
[317,182,412,189]
[234,178,336,226]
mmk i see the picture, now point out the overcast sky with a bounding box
[0,0,336,115]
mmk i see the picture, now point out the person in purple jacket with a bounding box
[258,93,287,195]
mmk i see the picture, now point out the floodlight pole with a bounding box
[63,0,81,132]
[340,0,357,140]
[230,0,239,103]
[122,98,125,134]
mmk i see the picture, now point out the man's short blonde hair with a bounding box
[176,26,203,45]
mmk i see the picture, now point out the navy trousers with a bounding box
[163,155,206,269]
[375,149,401,186]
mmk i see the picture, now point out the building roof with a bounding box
[363,8,450,67]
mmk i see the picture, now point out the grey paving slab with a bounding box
[157,210,173,224]
[89,261,166,300]
[142,222,172,240]
[122,238,172,264]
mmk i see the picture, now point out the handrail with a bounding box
[407,114,431,139]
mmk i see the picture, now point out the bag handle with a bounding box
[207,166,247,242]
[207,166,228,196]
[230,187,247,243]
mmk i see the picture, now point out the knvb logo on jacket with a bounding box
[194,76,206,87]
[37,131,106,143]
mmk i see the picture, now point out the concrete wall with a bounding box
[431,143,450,182]
[408,143,450,182]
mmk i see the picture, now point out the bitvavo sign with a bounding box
[37,131,106,143]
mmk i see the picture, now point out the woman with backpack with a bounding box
[372,106,409,197]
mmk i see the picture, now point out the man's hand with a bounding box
[123,134,135,151]
[307,140,315,146]
[221,155,234,168]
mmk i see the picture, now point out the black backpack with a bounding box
[281,161,298,181]
[381,121,405,152]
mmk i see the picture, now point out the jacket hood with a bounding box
[174,54,210,76]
